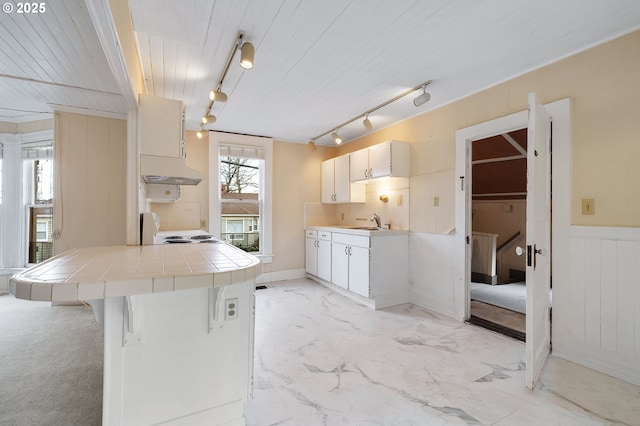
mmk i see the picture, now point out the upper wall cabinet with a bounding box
[350,140,410,182]
[139,94,185,159]
[322,155,365,204]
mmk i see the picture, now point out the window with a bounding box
[210,132,273,262]
[226,220,245,241]
[23,142,54,264]
[219,154,261,252]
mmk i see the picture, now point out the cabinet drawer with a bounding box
[305,230,317,238]
[332,233,369,248]
[318,231,332,241]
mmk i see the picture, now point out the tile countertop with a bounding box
[306,225,409,236]
[9,243,261,302]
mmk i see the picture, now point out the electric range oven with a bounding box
[153,230,224,245]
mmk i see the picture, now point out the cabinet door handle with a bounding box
[369,168,373,178]
[364,169,368,178]
[345,246,348,255]
[348,246,352,255]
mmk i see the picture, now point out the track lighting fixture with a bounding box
[309,80,432,145]
[413,83,431,107]
[208,89,228,102]
[362,114,373,130]
[197,126,204,139]
[308,140,317,151]
[331,130,342,145]
[202,114,216,125]
[201,30,255,128]
[240,41,255,69]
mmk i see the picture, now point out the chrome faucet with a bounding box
[371,213,381,229]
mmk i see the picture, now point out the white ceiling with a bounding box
[1,1,639,145]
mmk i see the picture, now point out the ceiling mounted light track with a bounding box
[202,114,216,125]
[331,130,342,145]
[208,89,228,102]
[362,114,373,130]
[413,83,431,107]
[201,31,255,130]
[310,80,432,145]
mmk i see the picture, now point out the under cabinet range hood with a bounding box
[141,155,203,185]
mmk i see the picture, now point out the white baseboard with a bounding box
[307,275,375,308]
[553,342,640,387]
[256,268,306,284]
[373,290,410,309]
[409,288,456,319]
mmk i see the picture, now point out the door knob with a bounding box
[515,246,524,256]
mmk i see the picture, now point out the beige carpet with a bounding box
[0,294,103,425]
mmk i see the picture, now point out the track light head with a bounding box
[413,84,431,107]
[202,114,216,125]
[308,140,317,151]
[240,42,254,69]
[197,127,204,139]
[331,130,342,145]
[208,89,228,102]
[362,115,373,130]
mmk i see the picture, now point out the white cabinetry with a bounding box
[321,155,365,204]
[139,94,185,158]
[305,227,409,309]
[350,140,410,182]
[331,233,370,296]
[305,230,331,281]
[331,235,367,292]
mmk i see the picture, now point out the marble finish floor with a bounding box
[245,279,640,425]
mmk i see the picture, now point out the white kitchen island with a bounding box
[10,243,260,426]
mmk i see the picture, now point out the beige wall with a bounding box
[270,141,335,273]
[0,119,54,134]
[336,30,640,229]
[54,112,127,252]
[151,131,209,230]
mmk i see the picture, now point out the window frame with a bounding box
[209,132,273,263]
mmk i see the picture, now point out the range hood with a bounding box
[141,155,203,185]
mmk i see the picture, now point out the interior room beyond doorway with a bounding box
[469,128,528,340]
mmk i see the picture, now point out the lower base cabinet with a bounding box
[305,230,332,282]
[331,240,370,297]
[306,228,408,309]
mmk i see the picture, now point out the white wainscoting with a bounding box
[409,232,456,318]
[554,226,640,386]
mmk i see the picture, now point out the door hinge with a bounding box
[466,235,470,245]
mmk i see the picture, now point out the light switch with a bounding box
[582,198,595,215]
[397,195,403,206]
[433,196,439,207]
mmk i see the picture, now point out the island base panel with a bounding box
[102,281,254,425]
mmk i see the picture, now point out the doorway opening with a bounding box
[466,128,529,341]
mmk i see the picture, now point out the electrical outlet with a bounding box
[225,298,238,320]
[200,219,206,228]
[582,198,595,215]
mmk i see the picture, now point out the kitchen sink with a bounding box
[350,226,380,230]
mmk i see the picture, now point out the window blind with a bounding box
[22,142,53,160]
[220,144,264,160]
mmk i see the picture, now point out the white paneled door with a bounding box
[525,93,552,389]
